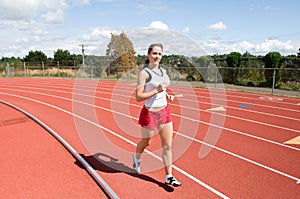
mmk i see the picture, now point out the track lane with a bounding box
[1,81,298,168]
[2,81,299,134]
[1,82,298,155]
[0,90,228,198]
[1,77,298,198]
[0,101,107,198]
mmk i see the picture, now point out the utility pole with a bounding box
[79,44,87,66]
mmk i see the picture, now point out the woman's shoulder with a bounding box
[160,66,167,71]
[139,67,150,78]
[159,66,168,74]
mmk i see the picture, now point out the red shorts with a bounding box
[138,106,172,129]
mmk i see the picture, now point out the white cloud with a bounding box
[83,27,117,42]
[202,38,295,55]
[92,28,207,57]
[207,21,228,31]
[42,9,65,23]
[255,39,293,54]
[264,5,280,11]
[119,28,206,57]
[15,37,29,43]
[0,0,68,23]
[81,0,90,4]
[182,27,190,33]
[0,0,42,19]
[0,4,298,59]
[34,35,40,42]
[135,1,165,15]
[147,21,169,30]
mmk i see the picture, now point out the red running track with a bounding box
[0,96,107,198]
[0,77,299,198]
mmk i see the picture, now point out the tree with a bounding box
[53,49,78,66]
[262,51,283,86]
[24,50,48,63]
[195,55,210,67]
[194,55,211,81]
[106,32,137,75]
[225,52,242,84]
[54,49,70,63]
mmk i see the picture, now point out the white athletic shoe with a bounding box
[132,154,141,173]
[165,175,181,187]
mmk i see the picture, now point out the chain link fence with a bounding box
[1,61,299,97]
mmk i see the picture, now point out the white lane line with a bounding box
[0,92,230,199]
[5,81,299,123]
[177,131,300,184]
[2,80,299,114]
[1,89,299,185]
[1,86,299,153]
[0,100,120,199]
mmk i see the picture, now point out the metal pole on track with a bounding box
[0,100,120,199]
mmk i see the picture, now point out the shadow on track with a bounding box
[75,153,174,192]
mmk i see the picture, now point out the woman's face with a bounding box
[148,46,163,65]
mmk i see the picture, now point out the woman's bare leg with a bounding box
[158,122,173,175]
[135,127,155,159]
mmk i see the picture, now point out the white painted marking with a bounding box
[0,100,120,199]
[0,91,230,199]
[207,106,226,111]
[284,136,300,145]
[259,96,283,101]
[1,89,299,187]
[1,86,300,145]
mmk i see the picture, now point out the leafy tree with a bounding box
[262,51,283,86]
[24,50,48,63]
[194,55,211,81]
[225,52,242,84]
[53,49,79,66]
[0,56,23,69]
[54,49,70,63]
[106,32,137,75]
[281,57,300,82]
[136,54,147,66]
[195,55,210,67]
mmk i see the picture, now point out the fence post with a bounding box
[57,61,60,77]
[272,69,276,94]
[215,67,218,88]
[6,62,9,77]
[42,61,45,76]
[73,60,76,78]
[23,62,26,76]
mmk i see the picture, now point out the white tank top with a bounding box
[143,66,170,108]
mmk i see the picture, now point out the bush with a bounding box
[278,81,300,91]
[186,75,195,81]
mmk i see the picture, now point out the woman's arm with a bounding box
[135,70,164,102]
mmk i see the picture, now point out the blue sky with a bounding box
[0,0,299,58]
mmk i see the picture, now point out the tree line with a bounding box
[1,32,300,89]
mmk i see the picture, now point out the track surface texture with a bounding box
[0,78,299,199]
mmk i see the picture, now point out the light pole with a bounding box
[79,44,86,66]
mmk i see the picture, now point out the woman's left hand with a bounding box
[167,94,174,101]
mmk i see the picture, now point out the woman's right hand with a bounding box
[157,83,167,93]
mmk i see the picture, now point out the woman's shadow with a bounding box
[74,153,174,192]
